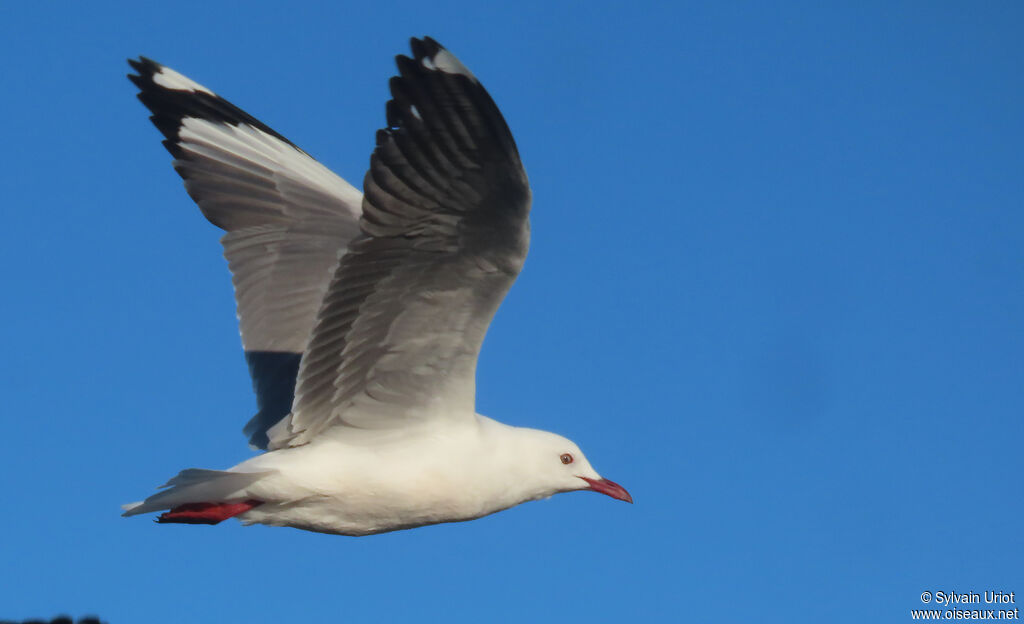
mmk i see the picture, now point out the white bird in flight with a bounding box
[123,37,631,536]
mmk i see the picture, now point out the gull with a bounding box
[122,37,631,536]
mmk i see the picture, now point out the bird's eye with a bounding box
[560,453,574,465]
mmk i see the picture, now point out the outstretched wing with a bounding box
[128,58,363,449]
[269,37,531,448]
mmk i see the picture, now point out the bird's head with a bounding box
[502,427,633,504]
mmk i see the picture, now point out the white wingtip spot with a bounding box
[424,49,476,80]
[153,66,215,95]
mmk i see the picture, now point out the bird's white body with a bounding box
[229,416,593,535]
[126,415,601,535]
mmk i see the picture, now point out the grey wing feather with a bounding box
[128,58,363,449]
[270,37,531,448]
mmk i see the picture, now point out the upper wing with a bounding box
[267,37,531,448]
[128,58,363,449]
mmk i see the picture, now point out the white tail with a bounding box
[122,469,273,517]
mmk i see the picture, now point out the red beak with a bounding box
[580,477,633,503]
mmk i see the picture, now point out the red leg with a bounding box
[157,500,263,525]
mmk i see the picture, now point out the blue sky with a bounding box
[1,1,1022,622]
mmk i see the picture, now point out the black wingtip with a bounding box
[126,56,163,91]
[127,57,145,84]
[420,36,443,52]
[127,55,158,77]
[379,34,523,181]
[408,36,447,64]
[125,56,300,155]
[408,37,425,60]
